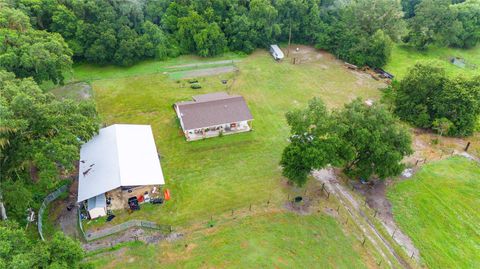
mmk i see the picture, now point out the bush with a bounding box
[188,79,198,84]
[190,83,202,89]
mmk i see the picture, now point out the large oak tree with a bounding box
[281,98,412,186]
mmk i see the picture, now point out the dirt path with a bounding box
[355,180,420,262]
[166,59,241,69]
[170,66,238,79]
[313,169,413,269]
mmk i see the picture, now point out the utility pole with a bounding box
[287,20,292,58]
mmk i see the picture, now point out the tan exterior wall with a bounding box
[184,120,252,141]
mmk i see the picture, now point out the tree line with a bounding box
[2,0,479,85]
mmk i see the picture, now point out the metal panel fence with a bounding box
[81,219,171,241]
[38,184,69,241]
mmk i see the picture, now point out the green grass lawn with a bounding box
[69,52,244,82]
[387,156,480,269]
[83,48,384,230]
[385,44,480,79]
[87,212,374,269]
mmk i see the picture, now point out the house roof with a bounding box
[77,124,165,202]
[175,92,253,130]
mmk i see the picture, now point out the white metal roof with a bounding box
[77,124,165,202]
[270,45,284,59]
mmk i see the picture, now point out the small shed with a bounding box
[87,193,107,219]
[270,45,284,60]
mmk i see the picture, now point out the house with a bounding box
[270,44,284,60]
[174,92,254,141]
[77,124,165,219]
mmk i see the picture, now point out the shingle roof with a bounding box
[175,92,253,130]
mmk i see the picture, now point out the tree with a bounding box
[349,0,406,41]
[0,7,72,84]
[432,118,454,136]
[48,232,84,267]
[334,99,413,180]
[176,10,207,53]
[392,62,480,136]
[248,0,281,47]
[432,76,480,136]
[194,22,226,57]
[394,62,447,128]
[280,98,345,186]
[450,0,480,48]
[0,221,85,268]
[406,0,462,49]
[401,0,421,18]
[0,70,99,221]
[280,98,412,185]
[315,0,400,67]
[224,15,256,53]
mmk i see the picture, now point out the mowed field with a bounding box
[385,44,480,79]
[77,47,386,268]
[88,212,375,268]
[83,47,384,228]
[387,157,480,269]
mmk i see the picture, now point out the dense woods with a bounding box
[1,0,479,73]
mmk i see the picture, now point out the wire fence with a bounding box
[38,184,69,241]
[80,218,172,242]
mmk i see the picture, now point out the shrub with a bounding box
[190,83,202,89]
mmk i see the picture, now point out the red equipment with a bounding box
[164,189,171,201]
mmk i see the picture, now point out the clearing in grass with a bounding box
[387,156,480,269]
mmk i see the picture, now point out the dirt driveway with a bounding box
[313,168,417,269]
[52,180,82,240]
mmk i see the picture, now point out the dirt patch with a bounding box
[323,207,339,218]
[170,66,238,79]
[354,179,419,261]
[283,197,313,215]
[166,60,241,69]
[46,179,82,240]
[287,45,332,64]
[51,82,92,101]
[408,128,478,162]
[313,168,417,267]
[57,180,81,239]
[83,227,183,252]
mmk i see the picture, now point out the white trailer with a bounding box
[270,45,284,60]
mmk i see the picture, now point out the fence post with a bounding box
[465,142,471,152]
